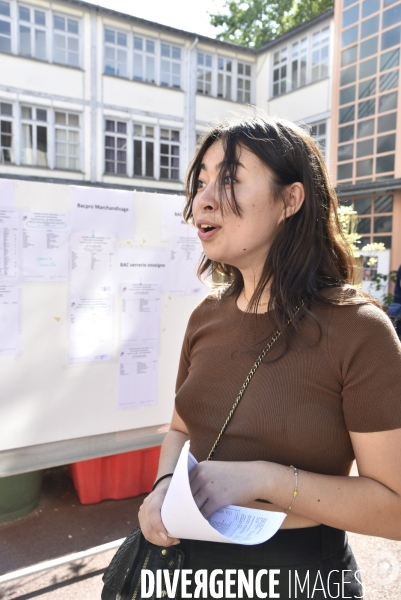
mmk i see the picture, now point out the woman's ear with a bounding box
[281,182,305,222]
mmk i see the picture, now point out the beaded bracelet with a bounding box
[152,473,174,492]
[284,465,298,512]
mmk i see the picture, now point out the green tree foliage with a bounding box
[209,0,334,48]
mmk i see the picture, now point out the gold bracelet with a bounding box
[284,465,298,512]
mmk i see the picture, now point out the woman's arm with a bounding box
[138,408,189,546]
[189,427,401,541]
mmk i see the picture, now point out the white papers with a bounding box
[69,296,114,364]
[71,186,134,238]
[22,211,70,282]
[115,247,170,290]
[118,344,158,409]
[162,194,195,241]
[71,234,114,294]
[121,282,161,344]
[161,441,286,544]
[0,209,19,281]
[0,285,20,355]
[0,179,15,207]
[168,235,204,296]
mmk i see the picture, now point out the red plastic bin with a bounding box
[69,446,161,504]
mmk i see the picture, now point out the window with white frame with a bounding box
[197,52,212,95]
[160,43,181,88]
[105,119,127,175]
[18,5,46,60]
[291,38,307,89]
[217,57,232,100]
[237,62,251,103]
[104,28,127,77]
[160,128,179,180]
[133,123,154,177]
[21,106,48,167]
[0,0,11,53]
[133,36,155,83]
[55,111,80,170]
[273,47,289,96]
[0,102,13,163]
[311,27,329,82]
[53,14,79,67]
[308,120,327,158]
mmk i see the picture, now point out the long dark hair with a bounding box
[184,114,379,348]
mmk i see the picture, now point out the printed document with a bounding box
[0,209,19,281]
[0,179,15,207]
[162,194,195,241]
[69,295,114,364]
[115,247,170,291]
[71,233,114,294]
[0,285,19,355]
[22,211,70,282]
[161,441,286,544]
[71,186,134,238]
[121,282,161,344]
[168,235,204,296]
[118,343,158,409]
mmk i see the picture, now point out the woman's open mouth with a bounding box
[197,223,220,241]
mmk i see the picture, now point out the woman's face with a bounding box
[192,139,285,273]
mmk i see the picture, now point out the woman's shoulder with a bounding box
[186,288,234,333]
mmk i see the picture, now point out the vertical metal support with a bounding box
[90,8,98,182]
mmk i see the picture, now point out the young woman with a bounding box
[139,115,401,599]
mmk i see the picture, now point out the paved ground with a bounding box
[0,464,400,599]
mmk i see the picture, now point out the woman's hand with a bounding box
[138,479,180,547]
[189,460,266,519]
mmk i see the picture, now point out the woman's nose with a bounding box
[195,181,219,212]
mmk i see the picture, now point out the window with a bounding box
[0,102,13,163]
[197,52,212,95]
[104,28,127,77]
[309,121,327,157]
[133,123,154,177]
[291,39,307,89]
[273,47,288,96]
[21,106,48,167]
[133,36,155,83]
[346,195,393,247]
[217,57,232,100]
[55,111,80,170]
[53,14,79,67]
[160,43,181,88]
[18,5,46,60]
[0,0,11,53]
[105,119,127,175]
[237,62,251,102]
[160,128,180,180]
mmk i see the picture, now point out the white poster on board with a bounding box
[69,295,114,364]
[121,282,161,344]
[162,194,195,241]
[70,186,134,238]
[0,179,15,207]
[360,250,390,302]
[0,285,19,356]
[0,208,19,281]
[115,247,170,290]
[168,235,204,296]
[118,343,158,409]
[21,211,70,282]
[71,234,114,294]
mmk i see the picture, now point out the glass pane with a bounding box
[374,215,392,232]
[358,78,376,98]
[357,118,374,137]
[56,128,66,140]
[382,26,401,51]
[340,85,356,105]
[105,120,115,132]
[373,235,391,248]
[53,15,65,30]
[36,109,47,121]
[55,156,67,168]
[145,141,153,177]
[380,48,400,71]
[21,106,32,119]
[337,163,353,179]
[379,70,399,92]
[338,144,354,161]
[356,159,373,176]
[361,15,379,39]
[161,43,170,57]
[145,126,154,137]
[357,138,374,156]
[35,29,46,60]
[376,154,395,172]
[360,36,378,59]
[171,130,179,141]
[68,37,78,51]
[377,133,396,153]
[105,29,114,43]
[340,65,357,86]
[36,126,47,166]
[341,46,357,66]
[0,1,10,16]
[383,4,401,29]
[0,31,11,54]
[35,10,45,25]
[160,156,169,166]
[339,105,355,123]
[377,112,396,132]
[357,218,371,234]
[54,32,65,49]
[160,168,168,178]
[68,114,79,127]
[355,198,372,214]
[117,32,127,46]
[146,40,154,53]
[160,129,169,140]
[0,102,12,116]
[362,0,380,18]
[55,141,66,154]
[341,26,358,48]
[359,57,377,79]
[133,53,143,79]
[117,122,126,134]
[344,0,358,6]
[374,195,393,212]
[342,5,359,28]
[133,124,142,136]
[22,123,33,164]
[339,124,354,142]
[378,91,397,112]
[133,36,142,50]
[20,25,32,57]
[358,99,375,118]
[19,6,30,21]
[133,139,142,176]
[67,19,78,34]
[146,56,155,82]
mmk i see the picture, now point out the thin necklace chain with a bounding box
[242,289,268,306]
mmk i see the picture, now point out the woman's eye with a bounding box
[224,175,235,185]
[196,180,206,189]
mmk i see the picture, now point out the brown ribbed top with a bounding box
[175,291,401,476]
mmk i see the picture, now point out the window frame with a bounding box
[104,118,128,176]
[237,61,252,103]
[54,110,81,171]
[217,56,233,100]
[159,127,180,181]
[18,4,47,60]
[0,0,12,54]
[0,101,13,164]
[160,41,182,88]
[197,51,213,95]
[104,26,128,78]
[133,122,155,178]
[133,34,156,84]
[52,12,80,68]
[20,105,49,167]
